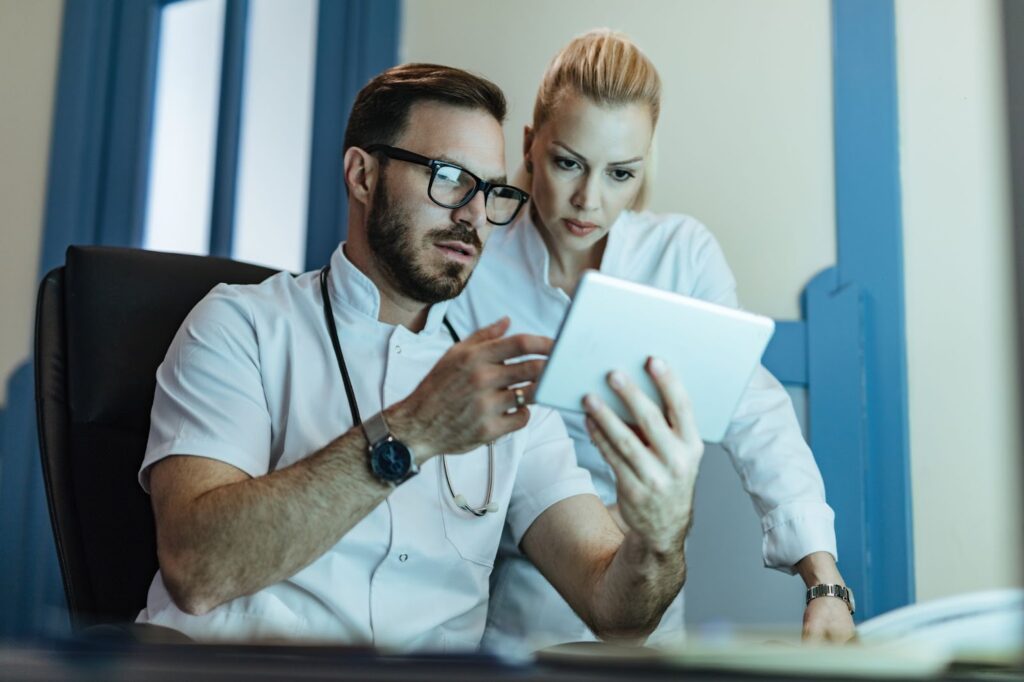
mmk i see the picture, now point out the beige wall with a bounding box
[401,0,837,321]
[0,0,63,408]
[897,0,1023,599]
[403,0,1024,607]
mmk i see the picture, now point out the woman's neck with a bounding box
[535,220,607,298]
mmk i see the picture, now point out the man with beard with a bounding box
[135,64,705,652]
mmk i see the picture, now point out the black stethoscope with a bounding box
[319,265,497,516]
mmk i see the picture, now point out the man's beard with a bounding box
[366,178,483,305]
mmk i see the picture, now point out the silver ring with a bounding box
[513,387,526,408]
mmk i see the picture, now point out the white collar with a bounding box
[326,243,453,336]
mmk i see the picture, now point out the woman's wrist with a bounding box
[796,551,844,587]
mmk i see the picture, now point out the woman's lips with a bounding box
[563,219,599,237]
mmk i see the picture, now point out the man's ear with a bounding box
[343,146,377,205]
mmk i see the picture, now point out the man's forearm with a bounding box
[586,529,687,642]
[571,359,704,642]
[159,423,393,615]
[156,323,552,616]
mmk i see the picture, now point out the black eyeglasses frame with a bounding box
[363,144,529,226]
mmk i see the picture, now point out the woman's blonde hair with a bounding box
[530,29,661,209]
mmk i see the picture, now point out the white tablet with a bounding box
[534,272,775,443]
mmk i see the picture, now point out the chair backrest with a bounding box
[35,246,280,628]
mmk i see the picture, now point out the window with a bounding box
[143,0,319,273]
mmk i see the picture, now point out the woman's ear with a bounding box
[522,125,535,173]
[343,147,377,205]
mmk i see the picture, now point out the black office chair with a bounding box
[34,246,279,630]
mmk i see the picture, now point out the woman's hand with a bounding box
[583,357,704,554]
[798,552,856,643]
[803,597,856,643]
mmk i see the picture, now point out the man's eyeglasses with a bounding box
[364,144,529,226]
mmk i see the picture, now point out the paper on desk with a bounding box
[668,639,952,678]
[539,637,953,679]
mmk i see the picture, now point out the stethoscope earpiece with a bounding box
[442,442,497,517]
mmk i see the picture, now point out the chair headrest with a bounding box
[64,246,280,430]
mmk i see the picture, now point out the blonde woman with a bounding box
[446,30,855,651]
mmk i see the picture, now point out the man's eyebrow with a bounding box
[553,141,644,167]
[436,154,506,185]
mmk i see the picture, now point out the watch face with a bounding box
[371,438,412,482]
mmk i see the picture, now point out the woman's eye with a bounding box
[609,168,636,182]
[554,156,581,171]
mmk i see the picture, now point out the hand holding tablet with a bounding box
[582,356,706,551]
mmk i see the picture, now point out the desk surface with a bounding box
[1,640,1017,682]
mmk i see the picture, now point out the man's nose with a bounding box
[451,189,488,228]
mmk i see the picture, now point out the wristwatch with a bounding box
[363,411,419,486]
[806,584,856,614]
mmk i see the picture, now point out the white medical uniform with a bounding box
[446,208,838,652]
[136,244,597,651]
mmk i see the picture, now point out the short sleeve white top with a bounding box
[136,244,596,651]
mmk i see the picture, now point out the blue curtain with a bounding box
[0,0,162,637]
[0,0,399,638]
[0,363,66,637]
[305,0,400,270]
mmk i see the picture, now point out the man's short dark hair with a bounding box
[343,63,507,152]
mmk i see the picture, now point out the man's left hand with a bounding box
[583,357,704,554]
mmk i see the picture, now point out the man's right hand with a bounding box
[387,317,552,461]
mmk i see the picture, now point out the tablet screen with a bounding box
[534,272,774,443]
